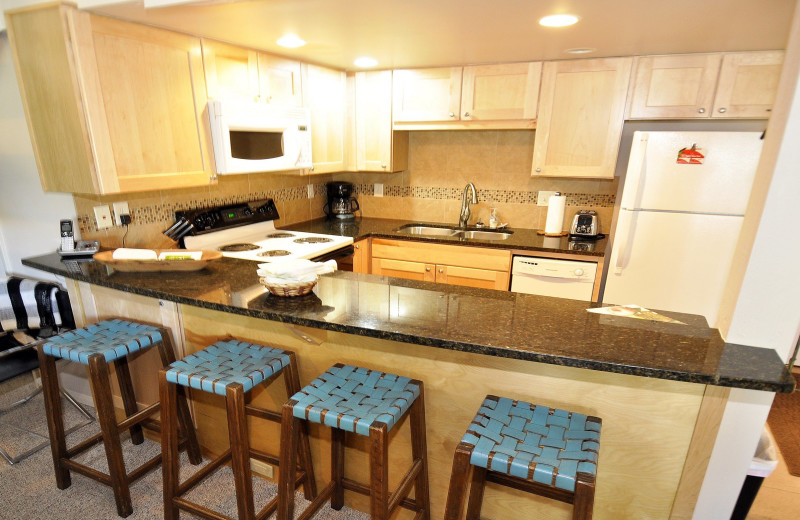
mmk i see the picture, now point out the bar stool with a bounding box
[444,395,601,520]
[36,318,201,518]
[160,338,316,520]
[277,363,430,520]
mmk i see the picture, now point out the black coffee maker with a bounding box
[324,181,360,220]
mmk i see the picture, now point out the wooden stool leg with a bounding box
[573,472,596,520]
[114,356,143,445]
[277,401,299,520]
[444,443,475,520]
[283,354,316,500]
[226,383,256,520]
[410,384,431,520]
[157,330,202,465]
[330,428,345,510]
[465,466,487,520]
[369,424,390,520]
[36,346,71,489]
[89,354,133,518]
[160,370,180,520]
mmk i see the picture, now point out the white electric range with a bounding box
[171,199,353,263]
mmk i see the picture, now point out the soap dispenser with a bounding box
[489,208,499,229]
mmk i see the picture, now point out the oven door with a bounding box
[311,245,355,271]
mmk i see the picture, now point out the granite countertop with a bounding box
[24,252,793,393]
[280,217,607,257]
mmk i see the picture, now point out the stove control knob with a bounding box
[243,207,254,216]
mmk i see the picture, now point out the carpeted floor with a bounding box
[767,384,800,477]
[0,376,369,520]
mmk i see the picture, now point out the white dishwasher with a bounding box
[510,256,597,301]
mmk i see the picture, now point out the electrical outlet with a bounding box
[307,184,314,198]
[93,205,113,230]
[112,202,130,226]
[537,191,558,206]
[250,458,274,479]
[374,183,384,197]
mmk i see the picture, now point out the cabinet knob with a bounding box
[355,244,359,249]
[535,167,541,173]
[448,112,455,118]
[381,164,387,169]
[438,268,444,273]
[425,267,431,272]
[718,107,727,113]
[766,108,772,112]
[464,112,471,118]
[310,165,315,171]
[698,108,706,113]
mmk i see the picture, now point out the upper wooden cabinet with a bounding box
[6,5,214,194]
[532,57,633,179]
[302,63,347,174]
[629,51,783,119]
[202,39,302,106]
[353,70,408,172]
[392,63,540,129]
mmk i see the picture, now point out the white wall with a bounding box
[0,33,77,282]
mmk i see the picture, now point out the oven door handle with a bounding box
[310,245,355,263]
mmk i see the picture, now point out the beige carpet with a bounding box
[0,377,370,520]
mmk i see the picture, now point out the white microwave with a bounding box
[208,99,313,175]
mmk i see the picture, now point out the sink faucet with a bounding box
[459,183,477,228]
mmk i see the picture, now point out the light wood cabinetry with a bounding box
[629,51,783,119]
[712,51,784,118]
[352,239,370,274]
[392,63,540,129]
[532,57,632,179]
[302,63,347,174]
[371,239,511,290]
[6,4,215,194]
[352,71,408,172]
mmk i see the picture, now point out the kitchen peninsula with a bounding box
[23,242,792,520]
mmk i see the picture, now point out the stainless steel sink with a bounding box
[458,230,513,240]
[395,225,460,237]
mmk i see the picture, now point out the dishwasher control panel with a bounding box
[510,256,598,300]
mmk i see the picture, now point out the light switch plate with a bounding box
[112,202,130,226]
[94,205,113,230]
[374,183,384,197]
[537,191,558,206]
[307,184,314,198]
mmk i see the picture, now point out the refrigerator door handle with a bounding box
[621,133,648,210]
[614,210,635,273]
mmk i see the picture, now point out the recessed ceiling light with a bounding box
[565,47,596,54]
[276,34,306,48]
[354,56,379,68]
[539,14,580,27]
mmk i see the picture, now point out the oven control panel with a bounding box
[177,199,280,234]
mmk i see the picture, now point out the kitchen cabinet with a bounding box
[532,57,632,179]
[370,239,511,290]
[203,40,303,106]
[352,239,370,273]
[628,51,783,119]
[352,71,408,172]
[301,63,347,174]
[6,4,215,194]
[392,63,540,129]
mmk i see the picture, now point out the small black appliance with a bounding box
[324,181,360,220]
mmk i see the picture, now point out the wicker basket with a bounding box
[259,277,318,297]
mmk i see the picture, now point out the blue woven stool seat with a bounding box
[290,364,420,436]
[42,319,162,364]
[166,339,290,396]
[462,396,600,493]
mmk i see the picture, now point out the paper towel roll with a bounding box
[545,194,566,234]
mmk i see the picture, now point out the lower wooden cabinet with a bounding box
[352,239,370,273]
[370,239,511,290]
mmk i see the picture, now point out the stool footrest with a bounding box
[296,481,336,520]
[388,458,423,514]
[341,478,419,512]
[61,458,112,485]
[178,449,232,496]
[127,453,163,484]
[487,471,575,504]
[174,496,232,520]
[245,404,282,423]
[66,431,104,458]
[116,402,160,432]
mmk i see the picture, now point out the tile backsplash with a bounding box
[74,130,618,248]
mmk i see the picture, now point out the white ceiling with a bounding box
[92,0,797,71]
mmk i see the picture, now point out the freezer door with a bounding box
[604,209,743,327]
[622,131,762,214]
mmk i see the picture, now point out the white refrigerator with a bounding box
[603,131,763,327]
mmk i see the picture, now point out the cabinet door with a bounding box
[436,265,509,291]
[532,57,632,179]
[628,54,721,119]
[353,239,370,274]
[392,67,463,122]
[82,15,214,192]
[461,62,541,121]
[712,51,784,119]
[355,71,408,172]
[372,258,435,282]
[258,53,303,106]
[201,39,259,101]
[302,63,347,174]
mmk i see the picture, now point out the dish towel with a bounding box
[257,259,337,285]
